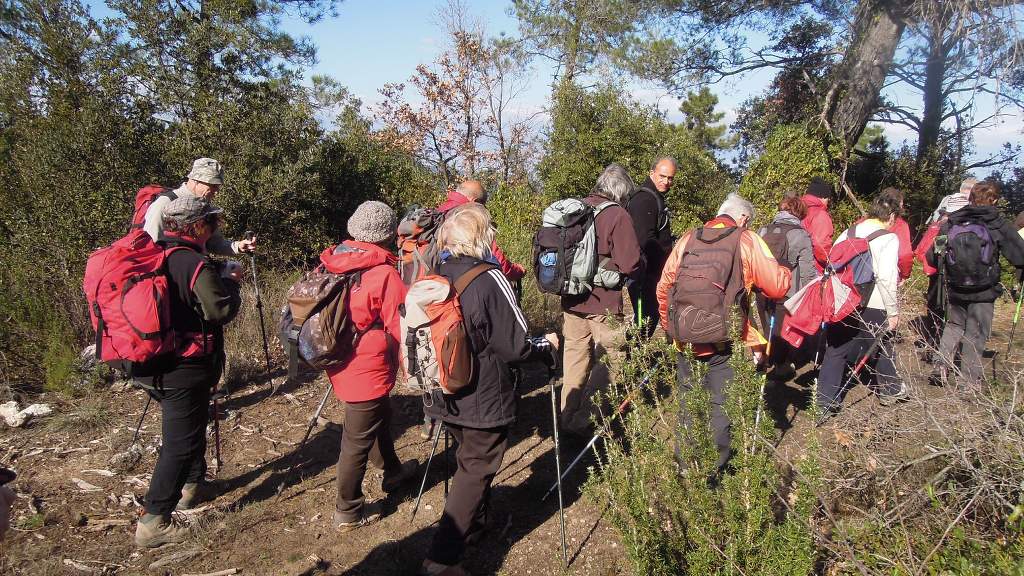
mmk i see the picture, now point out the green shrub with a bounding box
[587,326,820,575]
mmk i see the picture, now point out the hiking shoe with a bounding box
[334,500,382,532]
[175,481,215,511]
[768,363,796,383]
[134,513,190,548]
[420,559,470,576]
[381,459,419,493]
[877,383,909,406]
[421,418,437,440]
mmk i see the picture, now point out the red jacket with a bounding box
[801,195,834,269]
[322,241,407,403]
[437,191,525,281]
[915,222,942,276]
[892,217,914,281]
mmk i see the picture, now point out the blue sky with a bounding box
[89,0,1017,176]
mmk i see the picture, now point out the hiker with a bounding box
[132,197,242,548]
[435,180,525,282]
[757,192,817,377]
[414,179,525,440]
[322,201,419,531]
[142,158,257,255]
[559,163,642,436]
[0,470,14,541]
[928,181,1024,389]
[929,178,978,224]
[914,184,974,349]
[801,177,835,269]
[626,156,677,336]
[658,193,791,477]
[817,189,907,418]
[419,203,556,576]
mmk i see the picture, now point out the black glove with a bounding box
[528,337,558,370]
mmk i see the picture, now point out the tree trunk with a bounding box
[824,0,909,149]
[916,16,948,163]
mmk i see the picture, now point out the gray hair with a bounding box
[650,156,678,172]
[717,193,755,223]
[594,163,635,204]
[960,178,978,195]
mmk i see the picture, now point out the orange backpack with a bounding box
[400,264,493,395]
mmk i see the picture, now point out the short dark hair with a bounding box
[869,187,904,220]
[971,180,1001,206]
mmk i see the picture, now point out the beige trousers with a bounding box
[560,312,626,434]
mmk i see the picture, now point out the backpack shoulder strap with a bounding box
[594,201,619,215]
[865,229,893,242]
[453,263,496,294]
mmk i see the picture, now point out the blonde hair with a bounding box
[438,203,495,260]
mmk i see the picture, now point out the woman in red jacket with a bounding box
[323,201,418,531]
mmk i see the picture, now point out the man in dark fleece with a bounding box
[133,196,241,548]
[626,156,677,336]
[928,180,1024,389]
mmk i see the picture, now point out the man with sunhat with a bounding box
[142,157,256,255]
[133,195,242,547]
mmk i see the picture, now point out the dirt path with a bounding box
[0,364,629,575]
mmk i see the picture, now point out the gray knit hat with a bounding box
[163,196,223,227]
[347,201,397,244]
[188,157,224,185]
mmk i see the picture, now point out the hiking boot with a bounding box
[134,513,190,548]
[877,382,909,406]
[420,559,470,576]
[175,481,215,511]
[381,459,419,493]
[768,363,796,383]
[334,500,382,532]
[421,417,436,440]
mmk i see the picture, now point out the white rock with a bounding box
[0,401,21,427]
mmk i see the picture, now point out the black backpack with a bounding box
[944,221,999,292]
[760,222,802,270]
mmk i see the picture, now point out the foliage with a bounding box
[678,87,738,154]
[737,124,838,228]
[540,82,734,234]
[587,328,820,574]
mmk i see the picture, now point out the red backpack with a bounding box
[397,207,445,285]
[129,185,176,229]
[83,229,190,371]
[825,223,892,320]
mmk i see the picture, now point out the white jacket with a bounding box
[833,218,900,317]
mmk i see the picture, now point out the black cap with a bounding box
[806,177,833,200]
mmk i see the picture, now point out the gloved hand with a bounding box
[529,336,558,369]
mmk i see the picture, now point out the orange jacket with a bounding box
[657,216,792,355]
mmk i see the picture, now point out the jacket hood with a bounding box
[773,211,802,226]
[436,190,472,213]
[320,240,396,274]
[802,194,828,211]
[949,205,1003,225]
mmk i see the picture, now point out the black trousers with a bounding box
[675,349,733,472]
[335,396,402,521]
[817,308,901,410]
[427,424,508,566]
[142,362,217,515]
[921,273,945,348]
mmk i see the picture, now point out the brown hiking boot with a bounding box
[333,500,382,532]
[381,459,419,493]
[420,559,470,576]
[134,513,190,548]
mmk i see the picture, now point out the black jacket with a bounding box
[927,205,1024,303]
[134,238,241,383]
[626,178,673,278]
[423,255,544,429]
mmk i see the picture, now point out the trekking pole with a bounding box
[443,426,450,498]
[542,377,649,501]
[1005,280,1024,359]
[245,231,273,390]
[411,422,444,521]
[764,312,777,359]
[211,395,222,475]
[549,367,568,567]
[815,333,884,427]
[299,380,334,450]
[130,395,152,446]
